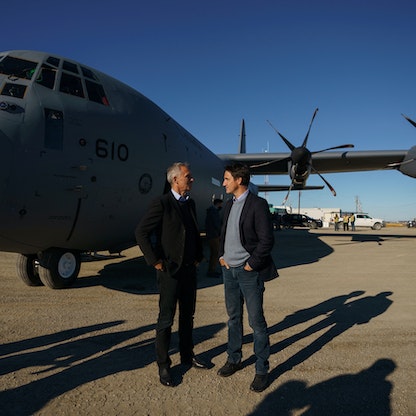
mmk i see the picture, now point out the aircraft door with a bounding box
[21,102,91,248]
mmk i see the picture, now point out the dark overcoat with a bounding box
[135,192,203,276]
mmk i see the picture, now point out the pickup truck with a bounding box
[353,213,384,230]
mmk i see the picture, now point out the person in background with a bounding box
[343,214,350,231]
[135,162,208,387]
[205,198,223,277]
[217,163,278,393]
[334,213,339,231]
[350,213,356,231]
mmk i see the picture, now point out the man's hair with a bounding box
[167,162,189,185]
[224,163,250,186]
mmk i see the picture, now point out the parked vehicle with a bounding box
[281,214,323,229]
[407,220,416,228]
[353,213,384,230]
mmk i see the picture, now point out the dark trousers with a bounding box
[155,264,197,369]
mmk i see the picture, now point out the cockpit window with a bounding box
[63,60,79,74]
[46,56,60,67]
[3,54,111,105]
[0,56,38,80]
[85,79,109,105]
[36,63,57,89]
[1,83,27,98]
[81,66,98,81]
[59,72,84,98]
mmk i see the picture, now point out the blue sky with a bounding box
[3,0,416,220]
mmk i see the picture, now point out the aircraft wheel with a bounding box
[16,254,43,286]
[38,249,81,289]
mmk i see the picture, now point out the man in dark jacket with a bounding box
[217,163,277,393]
[135,162,207,387]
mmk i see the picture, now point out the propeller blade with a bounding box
[402,113,416,129]
[311,144,354,154]
[267,120,295,151]
[282,182,294,205]
[301,108,319,148]
[250,156,291,169]
[312,167,336,196]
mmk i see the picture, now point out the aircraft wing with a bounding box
[217,149,414,176]
[257,184,324,192]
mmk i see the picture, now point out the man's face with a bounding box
[222,170,241,195]
[174,165,194,195]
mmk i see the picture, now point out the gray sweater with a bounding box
[223,194,250,267]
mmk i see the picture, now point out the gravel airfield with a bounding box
[0,227,415,415]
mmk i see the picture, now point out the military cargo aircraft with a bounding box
[1,50,415,289]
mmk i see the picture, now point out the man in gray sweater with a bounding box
[217,163,278,393]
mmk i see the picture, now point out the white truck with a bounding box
[353,213,384,230]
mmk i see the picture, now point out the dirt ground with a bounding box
[0,227,415,415]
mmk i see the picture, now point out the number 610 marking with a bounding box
[96,139,129,161]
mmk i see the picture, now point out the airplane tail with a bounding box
[239,119,246,153]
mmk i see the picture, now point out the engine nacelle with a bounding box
[399,146,416,178]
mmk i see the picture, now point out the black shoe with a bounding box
[217,361,242,377]
[250,374,268,392]
[182,356,209,369]
[159,367,174,387]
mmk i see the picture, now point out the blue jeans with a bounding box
[222,265,270,374]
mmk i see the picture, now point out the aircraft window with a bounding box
[0,56,38,80]
[63,61,79,74]
[46,56,60,68]
[1,83,27,98]
[36,64,57,89]
[81,66,98,81]
[59,72,85,98]
[85,80,109,105]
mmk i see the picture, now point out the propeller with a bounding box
[402,113,416,129]
[387,114,416,168]
[253,108,354,204]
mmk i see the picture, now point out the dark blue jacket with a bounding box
[219,192,278,281]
